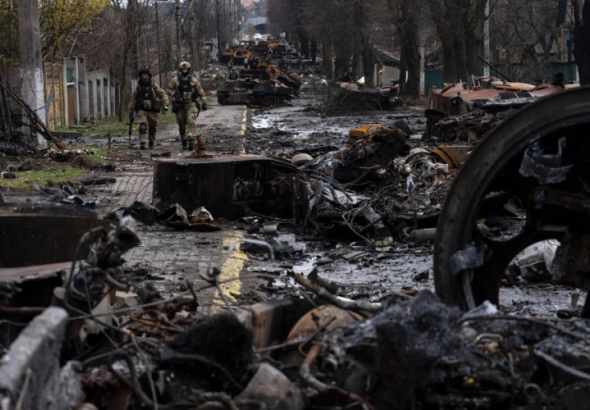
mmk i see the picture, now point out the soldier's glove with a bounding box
[164,105,169,112]
[129,112,135,121]
[201,102,208,111]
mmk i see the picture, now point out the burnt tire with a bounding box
[434,86,590,310]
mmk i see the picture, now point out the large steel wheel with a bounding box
[434,86,590,311]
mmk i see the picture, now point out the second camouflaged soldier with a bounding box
[168,61,208,152]
[129,68,169,150]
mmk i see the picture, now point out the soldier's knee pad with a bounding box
[179,124,186,135]
[149,126,157,135]
[139,123,148,134]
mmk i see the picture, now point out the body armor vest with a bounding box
[178,75,193,101]
[137,83,158,111]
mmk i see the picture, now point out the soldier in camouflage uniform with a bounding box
[168,61,208,152]
[129,68,169,150]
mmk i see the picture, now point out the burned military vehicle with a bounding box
[217,60,300,107]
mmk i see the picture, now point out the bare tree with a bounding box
[426,0,487,82]
[572,0,590,83]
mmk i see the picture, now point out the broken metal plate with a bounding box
[0,204,113,268]
[152,155,296,219]
[0,262,71,284]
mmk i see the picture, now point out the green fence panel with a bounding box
[488,63,577,83]
[425,70,443,93]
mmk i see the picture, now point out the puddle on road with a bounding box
[252,117,273,129]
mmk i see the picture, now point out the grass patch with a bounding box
[159,108,178,124]
[1,166,85,190]
[68,110,178,137]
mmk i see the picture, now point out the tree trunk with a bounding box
[398,47,407,93]
[216,0,222,54]
[399,0,420,98]
[462,0,487,76]
[453,32,468,82]
[334,53,348,80]
[351,52,360,81]
[404,46,420,98]
[310,37,317,63]
[297,28,310,59]
[128,0,139,77]
[573,0,590,84]
[361,46,375,86]
[119,44,129,122]
[428,0,471,83]
[322,44,334,81]
[441,42,457,84]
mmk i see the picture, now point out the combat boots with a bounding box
[148,141,154,149]
[195,135,206,155]
[182,140,188,151]
[140,142,147,150]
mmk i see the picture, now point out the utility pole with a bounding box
[156,1,163,87]
[188,0,199,79]
[18,0,47,148]
[216,0,222,56]
[175,0,181,64]
[483,0,490,77]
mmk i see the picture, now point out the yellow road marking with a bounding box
[213,231,248,311]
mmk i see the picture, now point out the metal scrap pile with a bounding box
[2,213,589,409]
[262,122,460,248]
[216,41,309,108]
[425,76,577,144]
[426,108,517,143]
[315,82,400,116]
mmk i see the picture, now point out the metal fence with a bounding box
[43,63,66,130]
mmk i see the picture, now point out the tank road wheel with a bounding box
[434,86,590,312]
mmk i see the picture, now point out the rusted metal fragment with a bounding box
[0,261,71,284]
[430,81,568,115]
[338,82,398,110]
[0,204,113,268]
[432,145,468,169]
[152,155,296,220]
[235,297,315,350]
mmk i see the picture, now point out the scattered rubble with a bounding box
[2,43,590,410]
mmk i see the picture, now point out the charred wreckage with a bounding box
[2,66,590,409]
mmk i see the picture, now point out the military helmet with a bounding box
[138,67,152,77]
[179,61,191,70]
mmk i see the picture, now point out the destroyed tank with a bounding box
[217,78,292,107]
[219,48,235,64]
[433,86,590,317]
[216,59,300,107]
[232,48,254,66]
[245,60,300,95]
